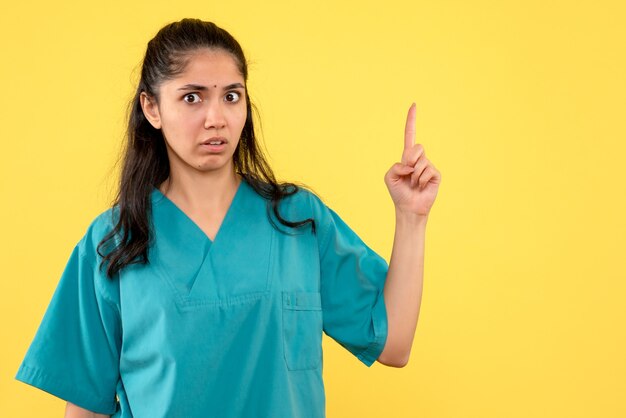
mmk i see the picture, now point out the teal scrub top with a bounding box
[15,177,389,417]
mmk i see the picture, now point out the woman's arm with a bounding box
[377,213,427,367]
[378,103,441,368]
[65,402,110,418]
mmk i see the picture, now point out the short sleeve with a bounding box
[312,196,389,367]
[15,235,122,414]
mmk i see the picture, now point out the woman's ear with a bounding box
[140,92,162,129]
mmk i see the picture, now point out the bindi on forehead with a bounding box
[176,82,245,92]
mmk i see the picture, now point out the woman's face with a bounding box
[140,48,247,176]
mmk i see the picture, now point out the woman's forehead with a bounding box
[182,49,241,76]
[162,49,244,90]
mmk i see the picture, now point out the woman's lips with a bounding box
[200,137,228,153]
[200,143,227,152]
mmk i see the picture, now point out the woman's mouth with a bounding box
[201,137,227,152]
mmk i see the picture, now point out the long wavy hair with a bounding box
[97,18,315,279]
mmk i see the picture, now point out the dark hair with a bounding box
[97,18,315,279]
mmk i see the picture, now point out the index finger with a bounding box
[404,102,417,151]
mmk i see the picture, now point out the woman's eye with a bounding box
[225,91,241,103]
[183,93,201,103]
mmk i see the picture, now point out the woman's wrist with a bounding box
[394,209,429,228]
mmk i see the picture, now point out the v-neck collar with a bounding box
[147,175,275,304]
[150,176,248,245]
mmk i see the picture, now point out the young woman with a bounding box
[15,18,441,418]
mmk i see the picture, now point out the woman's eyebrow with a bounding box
[177,83,245,91]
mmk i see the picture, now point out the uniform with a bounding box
[15,177,389,417]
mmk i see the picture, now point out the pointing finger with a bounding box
[404,103,417,153]
[402,143,425,168]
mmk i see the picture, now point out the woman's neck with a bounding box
[159,168,242,212]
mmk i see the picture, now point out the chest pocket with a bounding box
[282,291,323,371]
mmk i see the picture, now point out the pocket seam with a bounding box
[282,291,322,310]
[282,291,323,371]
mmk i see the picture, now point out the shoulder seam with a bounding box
[79,247,120,314]
[317,204,335,254]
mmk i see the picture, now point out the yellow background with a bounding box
[1,1,625,417]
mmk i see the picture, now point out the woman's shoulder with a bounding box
[75,206,121,263]
[242,175,322,216]
[273,181,331,220]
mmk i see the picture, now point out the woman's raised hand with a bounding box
[384,103,441,218]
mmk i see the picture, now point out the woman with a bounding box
[15,18,441,418]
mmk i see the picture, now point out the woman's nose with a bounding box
[204,100,227,130]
